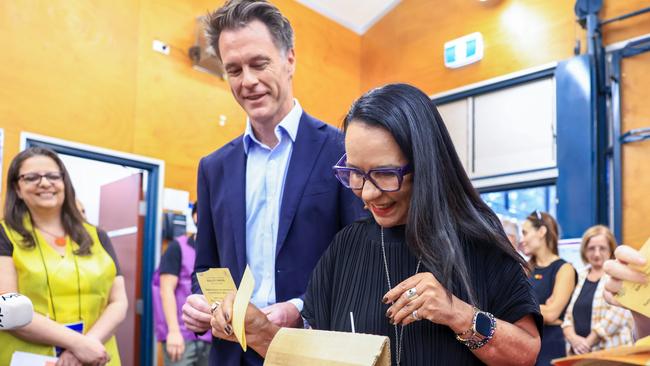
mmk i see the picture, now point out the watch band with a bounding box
[455,307,496,350]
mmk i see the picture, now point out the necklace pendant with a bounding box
[54,237,66,246]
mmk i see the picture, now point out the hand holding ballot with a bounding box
[604,239,650,338]
[210,290,280,357]
[208,266,280,357]
[182,268,238,334]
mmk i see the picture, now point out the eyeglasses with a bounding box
[332,154,412,193]
[18,172,64,185]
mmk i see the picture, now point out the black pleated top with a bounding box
[303,218,542,365]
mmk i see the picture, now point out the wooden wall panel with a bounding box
[275,0,362,127]
[601,2,650,46]
[0,1,140,190]
[131,0,247,199]
[360,0,650,95]
[0,0,360,201]
[361,0,576,94]
[2,0,647,202]
[131,0,360,197]
[621,52,650,249]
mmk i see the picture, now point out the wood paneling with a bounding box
[361,0,576,94]
[0,0,360,200]
[277,0,361,127]
[601,2,650,46]
[621,52,650,249]
[0,0,140,191]
[2,0,648,202]
[360,0,650,95]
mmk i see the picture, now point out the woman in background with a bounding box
[562,225,634,354]
[0,147,127,365]
[521,211,577,365]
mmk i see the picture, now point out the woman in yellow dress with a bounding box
[0,147,127,365]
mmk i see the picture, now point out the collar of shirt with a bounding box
[242,99,302,153]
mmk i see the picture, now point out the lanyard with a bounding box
[34,230,82,322]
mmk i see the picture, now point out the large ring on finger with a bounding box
[406,287,418,300]
[210,301,221,314]
[412,309,421,321]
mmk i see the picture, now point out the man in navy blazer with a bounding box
[181,1,364,365]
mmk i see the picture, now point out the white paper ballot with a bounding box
[10,351,58,366]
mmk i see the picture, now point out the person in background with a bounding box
[181,1,364,365]
[210,83,542,365]
[154,201,211,365]
[561,225,634,354]
[521,210,577,365]
[604,244,650,339]
[0,147,127,365]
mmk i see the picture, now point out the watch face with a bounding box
[475,312,492,337]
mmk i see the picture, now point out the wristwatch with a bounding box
[455,307,496,350]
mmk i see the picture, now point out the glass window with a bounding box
[480,185,556,221]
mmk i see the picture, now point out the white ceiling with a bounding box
[295,0,401,35]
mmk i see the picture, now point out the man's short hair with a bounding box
[205,0,294,60]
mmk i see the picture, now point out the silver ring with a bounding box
[406,287,417,300]
[210,301,221,314]
[412,310,421,321]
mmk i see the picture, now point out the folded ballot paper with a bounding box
[264,328,390,366]
[197,265,255,351]
[614,237,650,318]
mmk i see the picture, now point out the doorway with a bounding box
[21,132,163,366]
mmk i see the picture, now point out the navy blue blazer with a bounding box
[194,112,364,365]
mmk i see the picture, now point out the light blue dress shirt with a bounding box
[243,100,304,312]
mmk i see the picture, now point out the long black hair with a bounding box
[344,83,527,304]
[4,147,92,255]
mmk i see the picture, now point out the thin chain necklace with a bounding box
[36,226,67,247]
[380,226,421,366]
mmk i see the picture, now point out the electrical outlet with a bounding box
[152,40,170,55]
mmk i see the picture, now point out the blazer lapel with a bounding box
[276,113,327,255]
[223,140,247,280]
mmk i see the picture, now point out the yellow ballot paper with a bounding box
[196,268,236,305]
[637,336,650,347]
[615,237,650,318]
[233,265,255,351]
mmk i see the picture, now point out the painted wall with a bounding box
[0,0,360,201]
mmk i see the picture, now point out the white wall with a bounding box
[59,154,144,226]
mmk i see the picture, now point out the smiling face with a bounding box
[584,234,612,269]
[345,121,412,228]
[15,155,65,213]
[219,19,295,127]
[520,220,547,256]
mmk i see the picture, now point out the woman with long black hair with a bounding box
[210,83,542,365]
